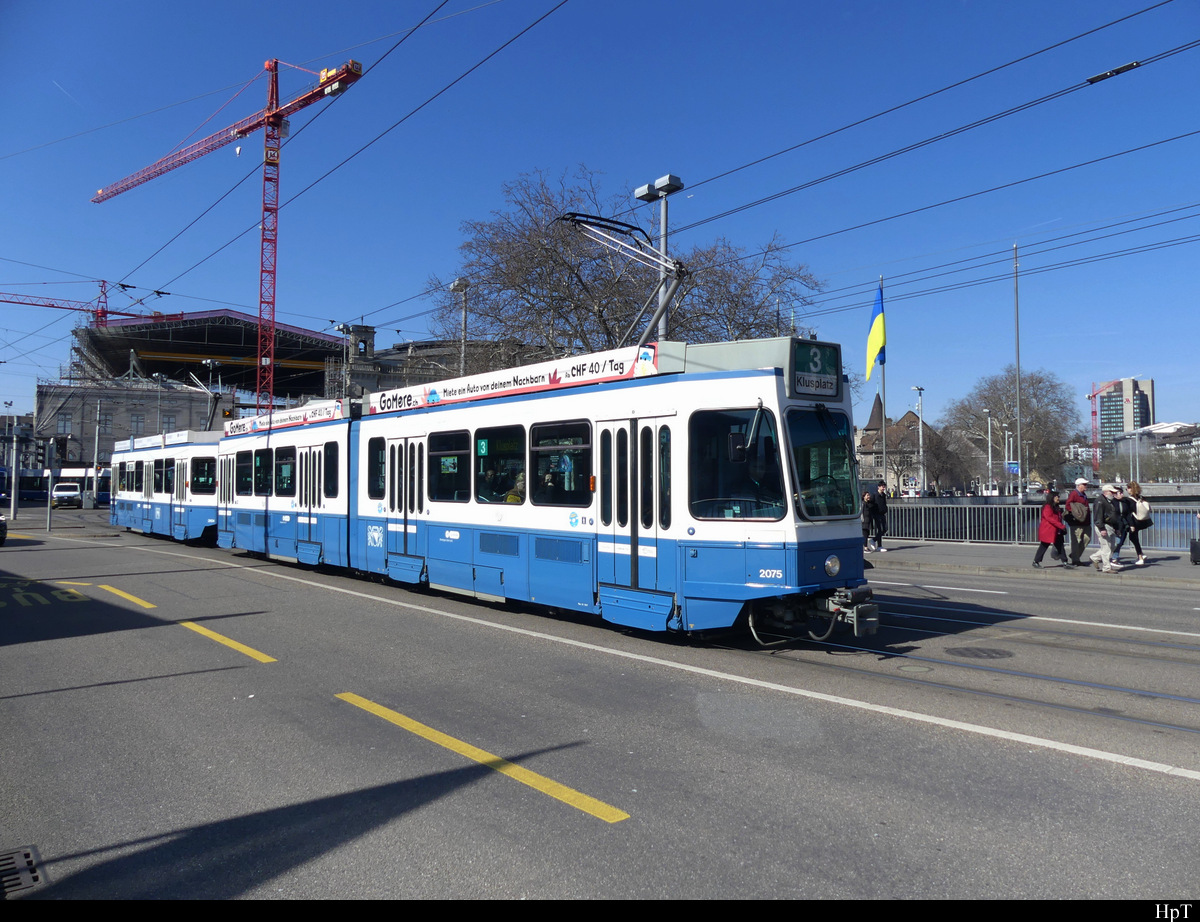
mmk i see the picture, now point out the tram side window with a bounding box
[164,459,175,496]
[530,421,591,507]
[134,461,144,493]
[324,441,339,498]
[428,431,469,502]
[153,458,165,494]
[254,448,273,496]
[659,425,671,530]
[477,425,525,504]
[118,462,127,492]
[367,437,386,500]
[275,447,296,497]
[688,408,785,521]
[235,451,253,496]
[640,426,653,529]
[600,430,612,526]
[192,457,217,495]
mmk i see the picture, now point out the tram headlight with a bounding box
[824,554,841,577]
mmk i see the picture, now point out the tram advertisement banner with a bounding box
[368,344,660,416]
[225,399,346,436]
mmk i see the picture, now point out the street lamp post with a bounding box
[152,373,166,434]
[983,409,993,495]
[912,386,925,493]
[450,277,471,376]
[634,174,684,341]
[1003,427,1012,496]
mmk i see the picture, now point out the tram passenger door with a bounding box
[297,446,320,544]
[172,457,187,538]
[385,439,408,558]
[597,417,671,593]
[385,438,425,583]
[217,455,233,547]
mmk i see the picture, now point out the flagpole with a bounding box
[866,278,887,491]
[878,277,886,490]
[881,361,887,491]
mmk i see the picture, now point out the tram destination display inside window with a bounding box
[476,425,525,504]
[429,431,470,502]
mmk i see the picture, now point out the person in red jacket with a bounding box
[1032,492,1067,568]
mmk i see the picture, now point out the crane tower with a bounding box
[93,59,362,412]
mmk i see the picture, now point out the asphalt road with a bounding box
[3,512,1198,898]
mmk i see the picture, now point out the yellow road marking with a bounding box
[55,581,93,586]
[336,692,629,824]
[181,620,276,663]
[98,584,156,609]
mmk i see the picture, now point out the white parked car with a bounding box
[51,483,83,508]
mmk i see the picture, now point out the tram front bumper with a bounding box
[819,586,879,637]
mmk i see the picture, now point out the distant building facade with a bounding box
[34,380,233,468]
[1099,377,1155,455]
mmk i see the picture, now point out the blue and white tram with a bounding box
[207,336,877,639]
[216,401,351,565]
[111,430,221,541]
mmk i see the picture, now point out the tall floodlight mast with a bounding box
[92,59,363,412]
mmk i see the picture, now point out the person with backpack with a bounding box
[1064,477,1092,567]
[1090,484,1124,573]
[1125,481,1152,566]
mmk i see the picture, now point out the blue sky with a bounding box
[2,0,1197,431]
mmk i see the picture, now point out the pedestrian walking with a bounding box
[1064,477,1092,566]
[861,490,875,551]
[1125,481,1152,566]
[1110,485,1133,564]
[1090,484,1124,572]
[1032,492,1068,568]
[871,481,889,552]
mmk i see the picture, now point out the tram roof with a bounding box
[222,336,844,435]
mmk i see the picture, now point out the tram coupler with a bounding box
[820,587,879,637]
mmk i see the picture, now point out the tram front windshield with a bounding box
[688,408,786,520]
[787,408,859,518]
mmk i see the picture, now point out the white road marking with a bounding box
[870,578,1006,595]
[885,600,1200,640]
[59,535,1200,784]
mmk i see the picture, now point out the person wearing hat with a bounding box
[1089,483,1124,572]
[1064,477,1092,567]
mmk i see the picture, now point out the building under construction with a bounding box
[33,311,540,468]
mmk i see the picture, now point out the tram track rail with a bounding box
[880,604,1200,669]
[712,632,1200,737]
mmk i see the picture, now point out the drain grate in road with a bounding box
[1,846,44,898]
[944,646,1014,660]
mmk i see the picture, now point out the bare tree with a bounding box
[669,235,820,343]
[427,167,820,365]
[883,421,918,488]
[939,365,1083,486]
[924,424,973,490]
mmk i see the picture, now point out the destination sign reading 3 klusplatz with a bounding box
[792,341,841,398]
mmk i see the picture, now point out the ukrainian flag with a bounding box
[865,283,886,381]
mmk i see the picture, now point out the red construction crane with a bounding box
[1087,378,1122,479]
[93,59,363,412]
[0,280,183,326]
